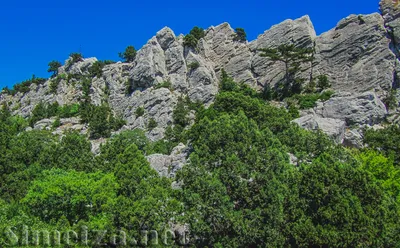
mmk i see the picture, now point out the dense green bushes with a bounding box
[5,75,47,96]
[29,102,80,126]
[1,74,400,246]
[184,26,205,48]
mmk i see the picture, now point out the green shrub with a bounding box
[49,79,59,94]
[147,118,158,131]
[135,107,145,117]
[383,89,398,110]
[52,117,61,129]
[316,75,331,91]
[173,97,190,127]
[119,46,137,63]
[1,87,11,95]
[233,27,247,42]
[154,81,172,90]
[69,53,83,64]
[189,26,205,40]
[47,60,62,77]
[183,27,205,48]
[58,103,80,118]
[12,75,47,95]
[125,79,134,95]
[183,34,198,48]
[188,62,200,71]
[88,61,104,78]
[291,90,334,109]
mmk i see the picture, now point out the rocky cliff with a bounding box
[1,0,400,153]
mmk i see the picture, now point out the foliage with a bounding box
[147,118,158,131]
[364,125,400,165]
[47,60,62,77]
[2,72,400,246]
[188,61,200,71]
[125,79,134,95]
[52,116,61,128]
[22,169,118,225]
[135,106,145,117]
[119,45,137,63]
[259,44,314,100]
[219,69,261,98]
[183,26,205,48]
[10,75,47,95]
[87,60,114,78]
[29,102,80,126]
[88,61,104,78]
[69,52,83,64]
[384,89,398,110]
[154,80,172,90]
[316,74,331,91]
[290,90,334,109]
[88,104,113,139]
[233,27,247,42]
[49,78,59,94]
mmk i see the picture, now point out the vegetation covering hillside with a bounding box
[0,71,400,247]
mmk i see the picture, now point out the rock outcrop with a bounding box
[146,143,190,178]
[2,1,400,152]
[293,115,346,143]
[293,91,388,146]
[314,13,396,94]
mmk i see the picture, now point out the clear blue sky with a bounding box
[0,0,380,89]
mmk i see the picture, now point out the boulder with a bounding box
[146,143,189,178]
[293,114,346,143]
[314,91,388,125]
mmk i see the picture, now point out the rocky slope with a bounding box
[1,0,400,156]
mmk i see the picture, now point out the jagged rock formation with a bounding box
[314,13,395,94]
[294,91,388,146]
[1,0,400,162]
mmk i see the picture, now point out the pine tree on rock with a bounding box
[259,44,313,100]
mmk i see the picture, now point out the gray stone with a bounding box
[146,143,189,178]
[250,16,316,88]
[314,91,388,125]
[314,13,395,94]
[34,118,56,130]
[156,27,176,50]
[293,114,346,143]
[343,129,364,148]
[131,37,167,89]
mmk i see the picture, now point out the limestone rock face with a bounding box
[380,0,400,53]
[2,9,400,147]
[249,16,316,88]
[314,13,395,94]
[131,37,167,89]
[200,23,256,86]
[293,92,388,144]
[293,114,346,143]
[314,92,388,126]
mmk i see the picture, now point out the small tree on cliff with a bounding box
[259,44,313,99]
[119,46,137,63]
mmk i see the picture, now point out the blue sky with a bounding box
[0,0,380,89]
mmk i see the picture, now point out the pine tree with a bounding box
[259,44,313,99]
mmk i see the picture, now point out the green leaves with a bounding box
[21,169,118,224]
[119,45,137,63]
[259,44,314,100]
[183,26,205,48]
[47,60,62,77]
